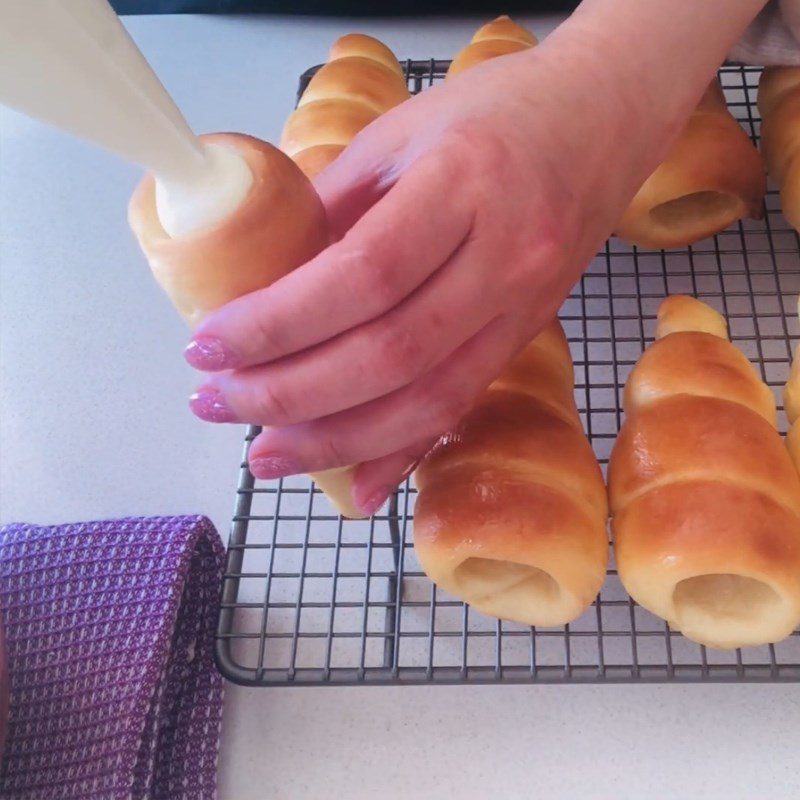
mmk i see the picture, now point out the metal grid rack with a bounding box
[215,61,800,686]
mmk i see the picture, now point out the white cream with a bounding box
[155,142,254,238]
[0,3,254,237]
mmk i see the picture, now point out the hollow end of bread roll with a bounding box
[670,573,789,650]
[648,191,750,242]
[618,189,760,250]
[614,482,800,650]
[451,558,565,624]
[616,95,766,249]
[414,472,608,627]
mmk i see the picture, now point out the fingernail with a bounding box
[358,486,392,517]
[185,336,238,371]
[189,387,238,423]
[249,455,302,480]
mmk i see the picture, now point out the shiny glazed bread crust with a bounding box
[446,15,537,79]
[608,295,800,649]
[413,321,609,628]
[280,33,410,178]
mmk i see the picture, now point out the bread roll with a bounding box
[447,16,537,78]
[132,33,410,520]
[131,139,365,516]
[609,295,800,649]
[616,81,766,249]
[413,322,609,627]
[281,33,410,178]
[129,133,327,328]
[758,66,800,231]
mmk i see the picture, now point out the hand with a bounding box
[183,37,658,514]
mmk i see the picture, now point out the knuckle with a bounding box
[503,217,571,297]
[445,124,515,183]
[333,245,402,310]
[251,306,290,359]
[376,324,425,383]
[251,378,293,425]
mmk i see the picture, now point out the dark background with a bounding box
[111,1,578,15]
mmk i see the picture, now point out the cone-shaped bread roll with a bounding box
[758,66,800,232]
[130,135,364,518]
[129,133,327,328]
[413,322,609,627]
[281,33,410,178]
[609,296,800,650]
[131,34,410,520]
[616,81,766,249]
[447,16,537,79]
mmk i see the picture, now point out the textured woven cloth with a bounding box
[0,516,226,799]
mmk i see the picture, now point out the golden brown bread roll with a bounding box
[758,66,800,232]
[616,81,766,249]
[609,296,800,649]
[129,133,327,328]
[413,322,609,627]
[132,34,410,521]
[447,16,537,78]
[281,33,410,178]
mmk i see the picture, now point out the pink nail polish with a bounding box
[189,387,238,423]
[249,455,302,480]
[185,337,237,371]
[359,486,392,517]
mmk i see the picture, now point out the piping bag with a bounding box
[0,0,364,518]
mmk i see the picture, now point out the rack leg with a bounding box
[383,490,402,669]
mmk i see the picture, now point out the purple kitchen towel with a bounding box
[0,516,226,800]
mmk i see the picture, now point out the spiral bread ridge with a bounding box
[609,295,800,650]
[446,16,538,79]
[413,321,609,627]
[281,33,410,178]
[758,66,800,232]
[616,81,766,249]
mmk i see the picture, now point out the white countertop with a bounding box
[1,13,798,799]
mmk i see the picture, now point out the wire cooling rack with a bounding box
[215,62,800,686]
